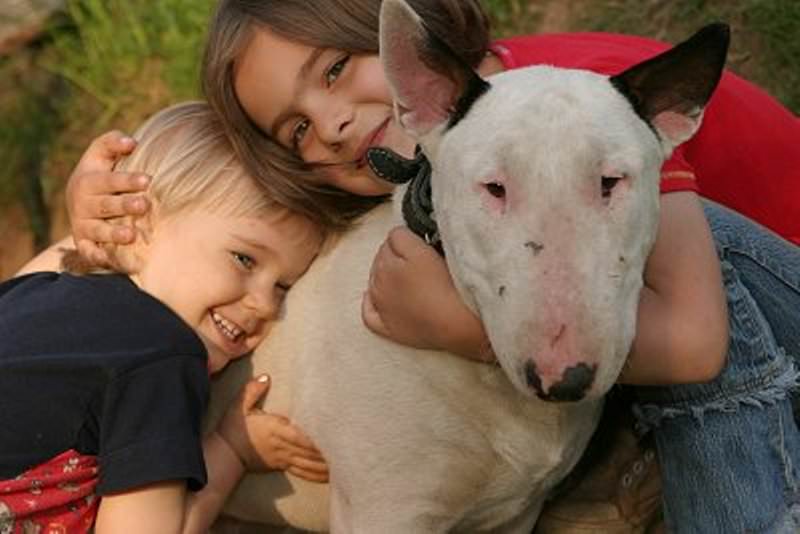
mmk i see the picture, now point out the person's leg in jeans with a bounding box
[633,200,800,533]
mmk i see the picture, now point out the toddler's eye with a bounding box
[232,251,255,271]
[292,119,310,150]
[325,54,350,86]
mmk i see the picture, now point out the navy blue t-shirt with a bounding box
[0,272,209,494]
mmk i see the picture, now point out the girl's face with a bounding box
[131,205,322,374]
[234,28,416,196]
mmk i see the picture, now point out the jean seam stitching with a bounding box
[727,245,800,293]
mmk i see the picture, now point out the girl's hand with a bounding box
[217,375,329,483]
[66,130,151,267]
[362,227,494,362]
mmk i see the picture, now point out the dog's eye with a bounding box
[484,182,506,199]
[601,176,622,199]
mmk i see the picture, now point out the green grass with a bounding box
[574,0,800,112]
[46,0,215,130]
[0,0,215,245]
[0,52,63,245]
[484,0,543,37]
[746,0,800,111]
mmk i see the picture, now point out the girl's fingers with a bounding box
[78,131,137,170]
[76,173,149,203]
[386,225,412,258]
[361,291,388,337]
[74,238,112,268]
[104,172,151,196]
[68,172,150,220]
[87,191,149,220]
[74,219,134,247]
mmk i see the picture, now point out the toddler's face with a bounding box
[131,207,322,374]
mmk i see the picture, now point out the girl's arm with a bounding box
[181,431,245,534]
[617,191,729,384]
[15,236,74,276]
[65,130,151,267]
[363,191,729,385]
[94,481,187,534]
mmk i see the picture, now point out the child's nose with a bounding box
[316,103,354,148]
[243,289,278,321]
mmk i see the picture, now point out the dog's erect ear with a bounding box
[379,0,490,139]
[610,23,730,153]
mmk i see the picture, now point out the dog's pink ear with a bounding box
[379,0,489,138]
[610,23,729,153]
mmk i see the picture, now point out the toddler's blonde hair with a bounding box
[65,101,291,273]
[121,100,276,219]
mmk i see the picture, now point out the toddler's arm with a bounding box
[182,375,328,533]
[94,481,187,533]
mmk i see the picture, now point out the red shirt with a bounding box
[491,33,800,245]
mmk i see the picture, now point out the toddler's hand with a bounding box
[218,375,329,483]
[362,227,495,362]
[66,130,150,267]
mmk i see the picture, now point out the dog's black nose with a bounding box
[525,361,597,402]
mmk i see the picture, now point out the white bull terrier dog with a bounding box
[206,1,729,531]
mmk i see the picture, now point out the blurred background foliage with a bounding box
[1,0,798,276]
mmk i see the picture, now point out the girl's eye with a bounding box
[231,251,255,271]
[325,54,350,86]
[291,119,310,150]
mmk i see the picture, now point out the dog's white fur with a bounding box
[206,1,726,531]
[207,203,601,532]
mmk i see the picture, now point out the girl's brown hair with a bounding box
[202,0,491,230]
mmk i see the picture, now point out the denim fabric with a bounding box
[632,200,800,533]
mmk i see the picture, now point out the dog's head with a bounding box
[379,0,728,401]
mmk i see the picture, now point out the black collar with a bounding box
[366,146,444,256]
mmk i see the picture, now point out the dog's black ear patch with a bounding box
[611,23,729,128]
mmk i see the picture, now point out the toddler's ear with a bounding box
[108,207,157,275]
[129,210,157,272]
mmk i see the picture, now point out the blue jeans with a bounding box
[632,200,800,533]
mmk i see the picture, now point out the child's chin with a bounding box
[207,358,226,375]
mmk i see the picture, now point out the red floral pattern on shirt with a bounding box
[0,450,98,534]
